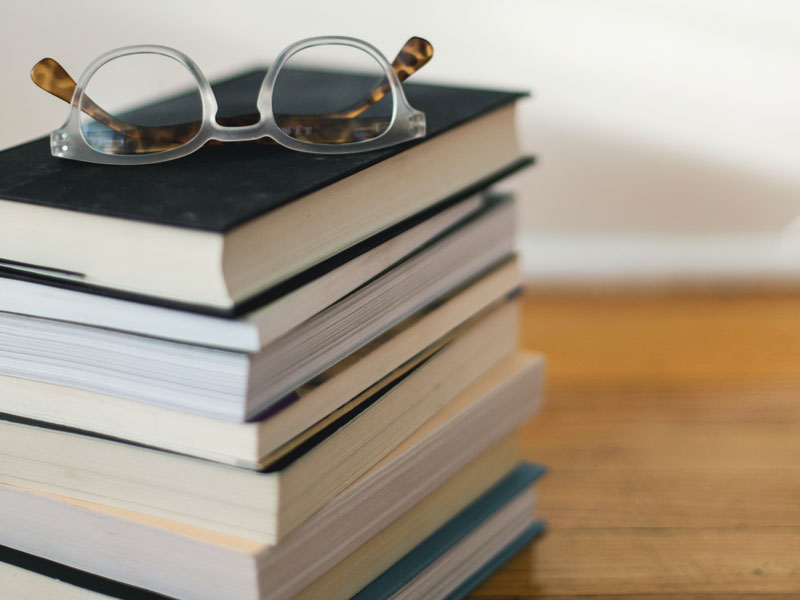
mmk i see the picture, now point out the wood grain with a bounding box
[468,290,800,598]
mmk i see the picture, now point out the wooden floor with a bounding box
[469,289,800,599]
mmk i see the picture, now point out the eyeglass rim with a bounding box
[50,36,426,165]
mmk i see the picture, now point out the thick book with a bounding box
[0,434,518,600]
[0,193,485,351]
[0,201,517,421]
[0,68,530,310]
[0,270,520,468]
[0,427,544,599]
[0,351,544,544]
[0,462,545,600]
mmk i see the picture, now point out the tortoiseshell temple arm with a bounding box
[31,58,159,140]
[30,37,433,153]
[31,57,201,152]
[318,36,433,120]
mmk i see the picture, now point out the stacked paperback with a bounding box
[0,66,545,599]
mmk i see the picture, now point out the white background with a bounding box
[1,1,799,281]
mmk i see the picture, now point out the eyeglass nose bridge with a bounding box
[208,121,268,142]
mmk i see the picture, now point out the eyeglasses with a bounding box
[31,36,432,165]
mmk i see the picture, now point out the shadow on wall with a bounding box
[516,118,800,235]
[508,119,800,281]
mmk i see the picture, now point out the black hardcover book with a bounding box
[0,68,530,309]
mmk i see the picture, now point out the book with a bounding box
[0,438,542,599]
[0,351,543,543]
[0,267,519,468]
[0,200,517,421]
[0,193,484,351]
[0,68,530,310]
[0,461,544,600]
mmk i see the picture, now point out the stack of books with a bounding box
[0,66,545,599]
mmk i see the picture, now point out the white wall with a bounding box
[1,1,799,280]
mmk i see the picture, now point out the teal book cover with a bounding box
[353,462,546,600]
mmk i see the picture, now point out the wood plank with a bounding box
[475,595,800,600]
[475,596,800,600]
[467,290,800,598]
[522,420,800,469]
[537,468,800,529]
[473,529,800,597]
[520,292,800,384]
[536,382,800,423]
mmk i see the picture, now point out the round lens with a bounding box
[272,44,394,145]
[80,53,203,155]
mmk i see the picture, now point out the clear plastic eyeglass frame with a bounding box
[33,36,431,165]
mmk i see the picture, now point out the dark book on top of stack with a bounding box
[0,68,531,312]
